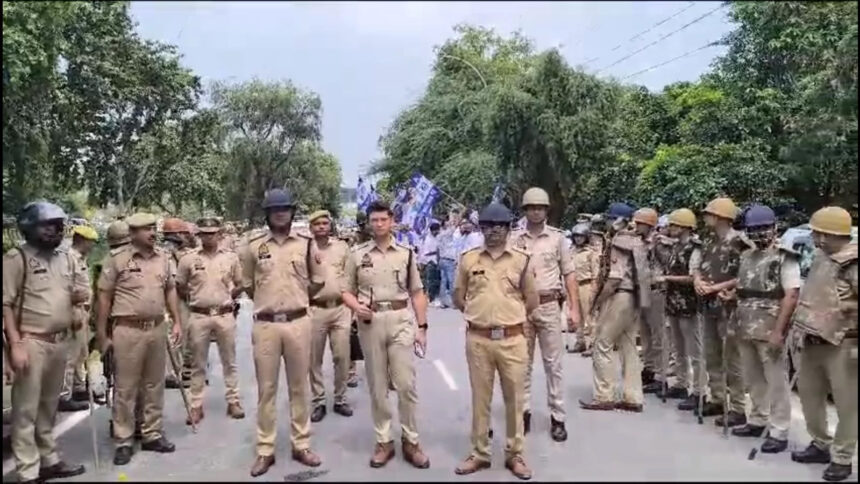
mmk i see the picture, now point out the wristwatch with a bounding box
[417,323,428,330]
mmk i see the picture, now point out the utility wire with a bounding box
[620,41,722,80]
[582,1,696,66]
[595,3,726,74]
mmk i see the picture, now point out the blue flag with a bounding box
[392,173,442,236]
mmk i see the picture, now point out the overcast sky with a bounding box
[131,1,734,187]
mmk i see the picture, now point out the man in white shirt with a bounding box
[418,222,441,306]
[457,220,484,257]
[437,213,463,308]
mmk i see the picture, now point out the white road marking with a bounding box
[433,359,458,391]
[3,409,91,473]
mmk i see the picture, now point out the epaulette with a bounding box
[611,232,640,252]
[393,240,411,251]
[247,230,268,244]
[295,231,311,240]
[831,243,858,265]
[510,246,530,257]
[109,245,131,256]
[351,241,372,253]
[545,225,562,233]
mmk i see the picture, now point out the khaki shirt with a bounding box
[176,248,242,308]
[510,224,574,293]
[240,230,316,314]
[2,244,91,334]
[312,237,349,302]
[608,242,636,291]
[70,247,91,326]
[344,236,423,304]
[98,246,176,320]
[572,245,600,283]
[455,246,536,327]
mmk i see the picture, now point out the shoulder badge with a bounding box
[360,252,373,268]
[831,243,858,265]
[514,234,528,250]
[257,242,271,259]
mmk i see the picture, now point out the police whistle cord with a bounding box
[166,340,197,434]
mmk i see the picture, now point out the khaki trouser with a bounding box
[572,283,595,349]
[702,305,745,413]
[523,301,565,421]
[188,313,239,409]
[11,336,68,481]
[252,316,312,456]
[357,308,419,444]
[113,322,167,447]
[640,290,667,380]
[166,300,191,380]
[592,291,642,404]
[797,337,858,465]
[667,314,705,394]
[466,330,527,461]
[737,339,791,440]
[310,304,351,407]
[62,326,88,396]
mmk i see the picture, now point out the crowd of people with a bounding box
[1,186,856,482]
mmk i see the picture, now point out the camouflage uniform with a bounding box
[697,229,753,415]
[641,234,672,384]
[735,244,800,441]
[665,236,704,397]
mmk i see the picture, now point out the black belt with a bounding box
[371,300,408,312]
[255,308,308,323]
[311,298,343,309]
[190,305,234,316]
[539,292,563,305]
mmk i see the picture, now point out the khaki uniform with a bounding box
[455,246,536,462]
[641,235,673,381]
[510,225,574,421]
[570,244,600,349]
[166,246,194,381]
[62,247,91,398]
[735,245,800,440]
[176,248,243,409]
[344,236,423,445]
[309,238,351,407]
[240,231,316,456]
[665,237,704,394]
[98,246,176,448]
[3,244,90,481]
[792,243,858,465]
[698,229,752,414]
[592,232,649,404]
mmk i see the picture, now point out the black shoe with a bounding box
[347,376,358,388]
[677,395,701,411]
[141,436,176,453]
[165,377,182,389]
[823,463,853,482]
[333,403,353,417]
[641,369,656,386]
[113,446,133,466]
[523,411,531,435]
[792,443,831,464]
[550,417,567,442]
[700,402,723,417]
[71,390,89,402]
[731,424,766,438]
[311,405,327,423]
[93,393,107,406]
[642,382,662,394]
[57,397,89,412]
[488,428,494,439]
[664,387,688,400]
[715,411,746,428]
[38,461,85,479]
[760,436,788,454]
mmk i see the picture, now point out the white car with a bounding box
[780,224,858,278]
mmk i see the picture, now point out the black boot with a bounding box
[113,446,133,466]
[550,417,567,442]
[642,381,662,394]
[663,387,688,400]
[523,411,531,435]
[71,390,89,402]
[731,424,766,438]
[311,405,326,423]
[641,369,656,386]
[57,397,88,412]
[760,436,788,454]
[333,403,353,417]
[715,411,746,428]
[791,442,831,464]
[141,436,175,453]
[39,461,85,479]
[823,463,853,482]
[699,401,723,417]
[677,394,701,411]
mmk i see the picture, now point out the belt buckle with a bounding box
[377,302,392,311]
[489,328,504,340]
[208,307,218,316]
[142,320,154,331]
[273,313,288,323]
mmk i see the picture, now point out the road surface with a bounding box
[2,303,856,482]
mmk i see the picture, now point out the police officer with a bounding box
[694,197,752,427]
[580,208,656,412]
[510,187,581,441]
[240,189,322,477]
[59,225,99,412]
[342,200,430,469]
[728,205,799,453]
[453,203,538,480]
[175,216,245,425]
[96,212,183,465]
[307,210,354,422]
[3,201,90,483]
[161,217,194,389]
[567,222,600,354]
[661,209,706,410]
[348,211,373,387]
[790,206,857,482]
[642,214,673,395]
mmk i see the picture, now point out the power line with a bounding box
[582,1,696,66]
[595,3,726,74]
[620,41,722,81]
